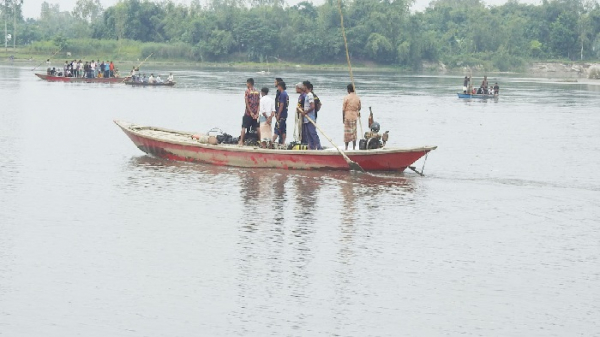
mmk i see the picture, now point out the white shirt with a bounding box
[259,95,275,123]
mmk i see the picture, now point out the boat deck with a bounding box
[124,123,435,155]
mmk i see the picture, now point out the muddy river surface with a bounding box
[1,65,599,336]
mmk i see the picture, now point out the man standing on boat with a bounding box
[481,76,489,94]
[273,81,289,145]
[295,82,306,144]
[305,82,322,121]
[493,82,500,95]
[259,87,275,148]
[239,78,260,145]
[299,83,322,150]
[343,84,361,150]
[274,77,283,112]
[463,76,469,94]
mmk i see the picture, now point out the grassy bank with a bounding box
[2,39,598,76]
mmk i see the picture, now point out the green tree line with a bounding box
[6,0,600,70]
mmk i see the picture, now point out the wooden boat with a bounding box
[35,73,129,83]
[124,81,176,87]
[457,93,498,99]
[114,120,437,172]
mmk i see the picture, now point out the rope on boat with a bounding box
[31,46,63,71]
[408,152,429,176]
[123,53,154,82]
[294,107,302,142]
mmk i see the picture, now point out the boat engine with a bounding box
[359,121,389,150]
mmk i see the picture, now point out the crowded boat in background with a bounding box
[46,60,121,78]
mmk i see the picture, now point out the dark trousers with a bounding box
[302,123,322,150]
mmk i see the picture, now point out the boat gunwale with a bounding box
[457,93,499,98]
[114,120,438,156]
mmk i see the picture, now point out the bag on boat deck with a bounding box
[287,141,307,150]
[244,130,259,146]
[216,133,236,144]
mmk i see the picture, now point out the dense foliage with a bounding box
[7,0,600,69]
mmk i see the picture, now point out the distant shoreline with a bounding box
[2,51,599,80]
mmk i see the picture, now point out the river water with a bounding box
[1,64,599,336]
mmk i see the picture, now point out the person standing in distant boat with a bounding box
[343,83,361,150]
[463,76,469,94]
[481,76,489,94]
[239,78,260,145]
[493,82,500,95]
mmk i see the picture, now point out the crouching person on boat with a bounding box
[343,83,361,150]
[259,87,275,148]
[239,78,260,145]
[298,83,322,150]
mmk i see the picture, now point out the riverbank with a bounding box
[2,48,599,79]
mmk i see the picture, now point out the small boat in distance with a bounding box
[457,93,498,99]
[124,81,176,87]
[35,73,129,83]
[114,120,436,172]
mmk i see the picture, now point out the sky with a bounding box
[21,0,541,19]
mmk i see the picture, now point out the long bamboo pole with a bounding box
[336,0,363,137]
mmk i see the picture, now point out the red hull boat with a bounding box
[115,120,437,172]
[35,73,129,83]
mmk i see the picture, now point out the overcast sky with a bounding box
[21,0,541,19]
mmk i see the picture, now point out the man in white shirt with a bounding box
[90,61,96,78]
[155,75,163,83]
[167,73,174,82]
[258,87,275,148]
[148,74,156,84]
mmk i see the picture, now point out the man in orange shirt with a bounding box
[342,84,361,150]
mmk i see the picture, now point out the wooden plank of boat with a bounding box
[124,81,176,87]
[35,73,129,83]
[114,120,437,172]
[457,93,498,99]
